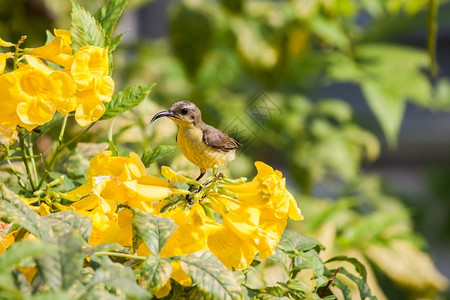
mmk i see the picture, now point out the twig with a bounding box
[427,0,439,80]
[94,251,146,261]
[320,266,341,298]
[18,129,36,190]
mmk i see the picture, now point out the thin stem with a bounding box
[36,120,94,190]
[18,129,36,191]
[12,36,26,70]
[6,155,41,160]
[320,267,341,298]
[427,0,439,80]
[27,135,38,186]
[64,122,94,149]
[94,251,147,261]
[58,114,69,146]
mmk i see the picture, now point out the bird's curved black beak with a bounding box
[150,110,177,123]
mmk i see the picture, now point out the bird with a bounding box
[151,101,242,181]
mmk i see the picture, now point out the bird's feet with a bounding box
[185,172,224,205]
[186,184,202,205]
[202,172,224,187]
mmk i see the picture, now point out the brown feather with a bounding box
[201,124,242,152]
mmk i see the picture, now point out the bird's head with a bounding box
[151,101,202,127]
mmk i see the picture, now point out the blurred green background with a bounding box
[2,0,450,298]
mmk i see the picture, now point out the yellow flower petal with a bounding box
[0,230,16,254]
[0,53,12,74]
[71,46,108,90]
[18,266,38,283]
[171,261,192,286]
[16,97,55,126]
[38,203,51,216]
[50,70,77,114]
[23,55,53,74]
[209,160,303,267]
[207,223,258,270]
[160,203,217,257]
[0,37,14,47]
[287,190,303,221]
[155,280,172,298]
[96,75,114,103]
[117,208,133,247]
[74,90,105,126]
[71,194,103,211]
[133,183,189,201]
[3,61,57,128]
[161,166,198,185]
[24,29,73,68]
[87,208,123,246]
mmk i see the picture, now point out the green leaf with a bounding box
[308,16,350,51]
[94,0,127,40]
[88,263,151,300]
[337,267,375,300]
[320,295,336,300]
[277,230,325,253]
[30,291,72,300]
[110,33,124,53]
[361,80,405,147]
[256,286,289,299]
[44,211,92,243]
[80,288,122,300]
[141,145,178,167]
[131,208,177,255]
[30,221,87,291]
[176,250,244,300]
[56,231,86,289]
[71,0,106,50]
[100,84,155,120]
[140,256,173,294]
[0,272,20,299]
[0,240,55,269]
[316,99,352,123]
[35,249,64,291]
[331,277,352,300]
[328,44,431,146]
[0,184,53,241]
[325,256,368,281]
[107,33,124,74]
[294,250,325,278]
[85,243,126,257]
[278,280,309,298]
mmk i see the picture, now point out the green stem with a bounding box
[94,251,147,261]
[58,114,69,146]
[36,114,68,190]
[428,0,439,80]
[27,135,38,186]
[12,36,26,70]
[36,120,94,190]
[6,155,41,160]
[18,128,36,191]
[64,122,94,149]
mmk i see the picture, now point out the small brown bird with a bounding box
[151,101,242,181]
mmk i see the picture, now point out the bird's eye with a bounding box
[181,108,188,115]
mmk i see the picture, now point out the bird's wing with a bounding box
[202,125,242,152]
